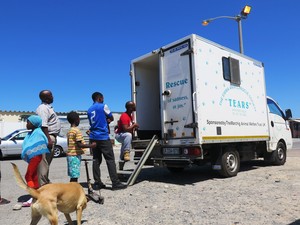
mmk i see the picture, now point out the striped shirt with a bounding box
[67,127,86,156]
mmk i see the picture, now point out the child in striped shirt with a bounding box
[67,111,96,182]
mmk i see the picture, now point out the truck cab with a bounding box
[266,96,293,164]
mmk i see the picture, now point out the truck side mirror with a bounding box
[285,109,292,120]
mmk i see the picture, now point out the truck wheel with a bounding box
[219,149,240,177]
[271,142,286,165]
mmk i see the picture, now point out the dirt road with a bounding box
[0,140,299,225]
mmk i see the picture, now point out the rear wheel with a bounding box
[219,149,240,177]
[53,146,63,158]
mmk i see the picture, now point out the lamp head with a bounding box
[241,5,251,18]
[202,20,210,26]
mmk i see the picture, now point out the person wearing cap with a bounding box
[13,115,49,209]
[22,115,49,188]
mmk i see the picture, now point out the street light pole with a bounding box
[202,5,251,54]
[237,17,244,54]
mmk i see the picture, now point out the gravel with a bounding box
[0,146,300,225]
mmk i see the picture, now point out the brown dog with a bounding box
[11,163,87,225]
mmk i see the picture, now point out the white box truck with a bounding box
[130,34,293,177]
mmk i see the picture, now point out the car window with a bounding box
[1,130,20,140]
[14,132,28,140]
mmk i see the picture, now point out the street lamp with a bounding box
[202,5,252,54]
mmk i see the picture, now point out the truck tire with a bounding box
[271,142,286,166]
[219,149,240,177]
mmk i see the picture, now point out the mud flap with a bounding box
[210,148,223,171]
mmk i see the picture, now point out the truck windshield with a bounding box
[267,98,284,118]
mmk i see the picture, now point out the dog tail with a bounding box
[11,162,40,199]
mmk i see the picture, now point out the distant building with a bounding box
[0,110,32,136]
[289,119,300,138]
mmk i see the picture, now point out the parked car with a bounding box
[0,129,67,159]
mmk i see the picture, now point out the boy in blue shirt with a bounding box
[87,92,126,190]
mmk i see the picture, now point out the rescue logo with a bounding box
[166,78,188,89]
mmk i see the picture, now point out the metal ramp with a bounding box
[118,135,158,186]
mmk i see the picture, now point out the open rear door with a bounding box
[160,40,195,141]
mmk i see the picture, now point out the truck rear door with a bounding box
[160,40,196,141]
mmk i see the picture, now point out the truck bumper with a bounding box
[152,157,193,168]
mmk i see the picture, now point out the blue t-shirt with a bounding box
[87,102,112,140]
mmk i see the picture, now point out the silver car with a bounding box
[0,129,67,159]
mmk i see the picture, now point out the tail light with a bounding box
[183,147,201,156]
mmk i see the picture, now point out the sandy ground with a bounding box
[0,140,299,225]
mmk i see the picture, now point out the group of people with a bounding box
[14,90,62,208]
[11,90,139,209]
[88,93,139,189]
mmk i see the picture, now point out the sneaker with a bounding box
[13,203,22,210]
[123,151,130,162]
[22,202,31,207]
[93,182,106,190]
[112,182,127,190]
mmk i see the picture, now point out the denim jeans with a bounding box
[115,132,132,160]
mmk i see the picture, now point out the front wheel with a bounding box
[53,146,63,158]
[269,142,286,166]
[219,149,240,177]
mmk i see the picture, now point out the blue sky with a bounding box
[0,0,299,118]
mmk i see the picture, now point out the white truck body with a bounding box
[130,34,292,177]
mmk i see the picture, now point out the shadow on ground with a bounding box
[117,160,272,186]
[288,219,300,225]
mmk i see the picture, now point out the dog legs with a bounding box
[76,206,84,225]
[41,202,59,225]
[64,213,73,225]
[30,207,42,225]
[47,214,59,225]
[64,210,83,225]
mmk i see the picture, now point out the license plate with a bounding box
[163,148,180,155]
